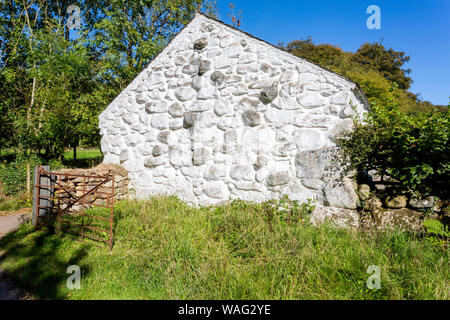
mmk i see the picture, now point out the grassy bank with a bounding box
[0,197,448,300]
[0,195,30,216]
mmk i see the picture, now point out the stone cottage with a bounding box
[99,13,370,224]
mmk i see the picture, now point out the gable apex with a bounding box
[195,12,367,97]
[106,12,368,111]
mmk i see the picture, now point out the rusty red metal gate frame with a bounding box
[34,166,115,251]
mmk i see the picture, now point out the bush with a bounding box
[423,219,449,248]
[0,155,40,196]
[339,102,449,198]
[261,195,316,225]
[0,195,28,212]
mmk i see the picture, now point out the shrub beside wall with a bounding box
[338,103,449,234]
[339,104,449,199]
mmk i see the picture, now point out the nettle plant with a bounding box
[338,99,449,199]
[261,195,316,225]
[423,219,449,248]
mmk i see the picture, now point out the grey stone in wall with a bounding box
[194,38,208,51]
[168,103,184,118]
[267,171,290,187]
[260,83,278,104]
[242,110,262,127]
[210,71,225,85]
[310,205,360,230]
[198,60,211,75]
[183,112,202,128]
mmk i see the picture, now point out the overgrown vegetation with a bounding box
[423,219,449,248]
[0,195,29,214]
[339,103,449,199]
[0,197,448,300]
[0,154,40,196]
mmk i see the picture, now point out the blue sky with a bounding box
[214,0,450,105]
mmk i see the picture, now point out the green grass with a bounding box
[0,195,29,213]
[0,147,102,169]
[62,148,103,168]
[0,197,448,300]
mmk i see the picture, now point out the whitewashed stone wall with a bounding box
[99,13,370,209]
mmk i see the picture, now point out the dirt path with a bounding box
[0,213,26,238]
[0,212,34,300]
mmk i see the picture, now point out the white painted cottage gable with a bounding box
[99,13,370,210]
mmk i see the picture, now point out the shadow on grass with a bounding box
[61,157,103,169]
[0,224,90,300]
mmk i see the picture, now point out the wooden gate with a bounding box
[33,166,115,251]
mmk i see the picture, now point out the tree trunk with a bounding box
[26,77,36,201]
[26,162,31,199]
[73,146,77,162]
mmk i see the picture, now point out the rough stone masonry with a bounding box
[98,13,370,225]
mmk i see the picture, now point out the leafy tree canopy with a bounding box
[352,42,412,90]
[0,0,214,157]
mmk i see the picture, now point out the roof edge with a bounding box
[100,13,202,119]
[197,12,371,109]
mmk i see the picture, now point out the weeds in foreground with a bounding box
[0,194,30,214]
[0,197,448,300]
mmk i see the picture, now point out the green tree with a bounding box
[352,42,412,90]
[29,26,108,159]
[0,0,215,159]
[89,0,206,91]
[284,38,347,68]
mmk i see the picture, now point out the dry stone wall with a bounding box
[99,13,370,211]
[54,164,130,210]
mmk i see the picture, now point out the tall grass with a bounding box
[0,197,448,300]
[0,195,29,213]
